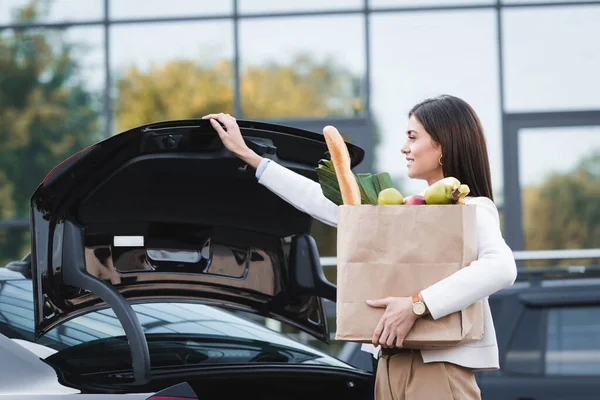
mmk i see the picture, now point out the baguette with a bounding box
[322,125,361,206]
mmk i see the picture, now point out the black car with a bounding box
[476,265,600,400]
[8,119,374,398]
[0,265,369,397]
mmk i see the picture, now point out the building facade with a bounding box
[1,0,599,267]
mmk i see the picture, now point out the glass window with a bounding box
[546,307,600,376]
[0,0,103,25]
[370,0,494,7]
[239,0,362,14]
[519,126,600,255]
[110,21,234,134]
[110,0,232,19]
[503,6,600,112]
[48,303,344,366]
[504,307,544,374]
[370,10,502,202]
[238,15,366,119]
[64,27,106,95]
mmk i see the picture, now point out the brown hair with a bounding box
[409,95,494,201]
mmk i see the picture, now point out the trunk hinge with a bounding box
[63,220,151,385]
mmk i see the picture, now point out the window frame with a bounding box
[502,304,546,376]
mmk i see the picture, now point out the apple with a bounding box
[377,188,404,205]
[403,194,426,205]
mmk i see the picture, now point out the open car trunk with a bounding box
[29,119,365,386]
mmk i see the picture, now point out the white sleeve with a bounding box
[257,160,339,227]
[255,158,271,180]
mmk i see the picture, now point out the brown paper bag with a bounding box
[335,204,484,349]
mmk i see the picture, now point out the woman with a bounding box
[203,94,517,400]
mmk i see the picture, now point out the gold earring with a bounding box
[439,155,443,166]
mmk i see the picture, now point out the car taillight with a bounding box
[41,145,95,184]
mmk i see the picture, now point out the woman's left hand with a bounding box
[367,297,418,348]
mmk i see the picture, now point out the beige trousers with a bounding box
[375,349,481,400]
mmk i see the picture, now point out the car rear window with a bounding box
[0,280,352,372]
[546,306,600,376]
[501,304,600,377]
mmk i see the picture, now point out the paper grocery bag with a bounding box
[335,204,484,349]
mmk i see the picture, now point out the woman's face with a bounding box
[401,115,443,184]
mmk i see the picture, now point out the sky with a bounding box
[1,0,599,200]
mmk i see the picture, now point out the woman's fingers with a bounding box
[202,113,236,128]
[209,119,228,140]
[395,334,404,348]
[372,317,385,346]
[378,331,388,348]
[204,112,251,160]
[204,113,241,136]
[202,113,229,120]
[386,331,396,348]
[379,324,392,347]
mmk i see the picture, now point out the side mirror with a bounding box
[289,234,336,302]
[5,253,32,279]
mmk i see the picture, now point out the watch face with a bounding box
[413,302,426,315]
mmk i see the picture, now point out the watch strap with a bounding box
[412,293,420,304]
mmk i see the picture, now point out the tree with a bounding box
[115,59,234,130]
[0,1,101,265]
[523,152,600,267]
[115,54,362,131]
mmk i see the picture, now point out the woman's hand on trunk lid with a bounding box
[202,113,262,169]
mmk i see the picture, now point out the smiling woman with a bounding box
[206,95,516,400]
[402,118,443,184]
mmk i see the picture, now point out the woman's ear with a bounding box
[431,142,443,159]
[430,139,442,149]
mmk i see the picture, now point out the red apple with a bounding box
[403,194,426,205]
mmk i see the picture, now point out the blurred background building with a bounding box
[0,0,598,275]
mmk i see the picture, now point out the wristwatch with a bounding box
[412,293,427,316]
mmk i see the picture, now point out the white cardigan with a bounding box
[256,159,517,370]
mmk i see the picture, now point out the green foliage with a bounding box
[0,1,101,265]
[523,152,600,267]
[114,54,362,132]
